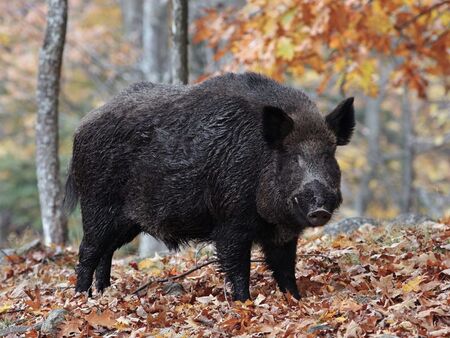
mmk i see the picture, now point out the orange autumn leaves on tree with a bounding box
[194,0,449,98]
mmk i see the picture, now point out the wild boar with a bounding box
[64,72,355,301]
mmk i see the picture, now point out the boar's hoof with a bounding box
[95,280,111,294]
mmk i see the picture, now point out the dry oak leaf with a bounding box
[58,318,83,337]
[343,320,363,338]
[85,308,116,328]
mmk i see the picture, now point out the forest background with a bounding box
[0,0,448,254]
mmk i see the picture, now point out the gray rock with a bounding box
[0,309,67,337]
[40,309,68,335]
[323,217,379,236]
[386,213,433,227]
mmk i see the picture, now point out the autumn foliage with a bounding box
[1,221,450,336]
[195,0,449,97]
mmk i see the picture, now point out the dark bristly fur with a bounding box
[65,72,355,300]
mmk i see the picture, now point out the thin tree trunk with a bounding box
[355,62,391,215]
[36,0,68,246]
[142,0,169,82]
[400,85,414,213]
[171,0,188,84]
[120,0,143,45]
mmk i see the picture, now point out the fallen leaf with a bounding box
[196,295,216,304]
[254,294,266,306]
[402,276,423,293]
[344,320,362,338]
[429,327,450,336]
[440,269,450,276]
[0,303,13,314]
[85,309,116,328]
[58,318,83,337]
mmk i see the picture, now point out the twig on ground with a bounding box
[132,254,333,295]
[132,259,219,294]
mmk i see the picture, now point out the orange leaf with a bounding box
[85,309,116,329]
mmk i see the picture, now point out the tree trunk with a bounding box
[355,62,391,216]
[400,85,415,213]
[142,0,169,82]
[171,0,188,84]
[120,0,143,45]
[36,0,68,246]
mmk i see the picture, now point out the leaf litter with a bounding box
[0,219,449,337]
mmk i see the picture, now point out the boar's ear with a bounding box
[262,106,294,147]
[326,97,355,146]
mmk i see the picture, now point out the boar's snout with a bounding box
[292,179,340,227]
[307,208,331,226]
[308,208,331,226]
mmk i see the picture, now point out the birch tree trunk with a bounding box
[171,0,188,84]
[36,0,68,246]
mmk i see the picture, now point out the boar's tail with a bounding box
[62,160,79,215]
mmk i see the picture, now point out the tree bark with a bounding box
[36,0,68,246]
[400,85,415,213]
[171,0,188,84]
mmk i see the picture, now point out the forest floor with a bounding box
[0,219,449,337]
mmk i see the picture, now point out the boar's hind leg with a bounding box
[76,234,105,296]
[94,223,141,293]
[75,206,116,295]
[215,236,252,301]
[261,237,300,299]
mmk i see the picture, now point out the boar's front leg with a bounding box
[215,234,252,301]
[261,237,300,299]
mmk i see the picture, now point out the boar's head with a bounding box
[257,97,355,229]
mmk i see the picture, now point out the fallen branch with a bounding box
[132,254,333,295]
[132,259,220,295]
